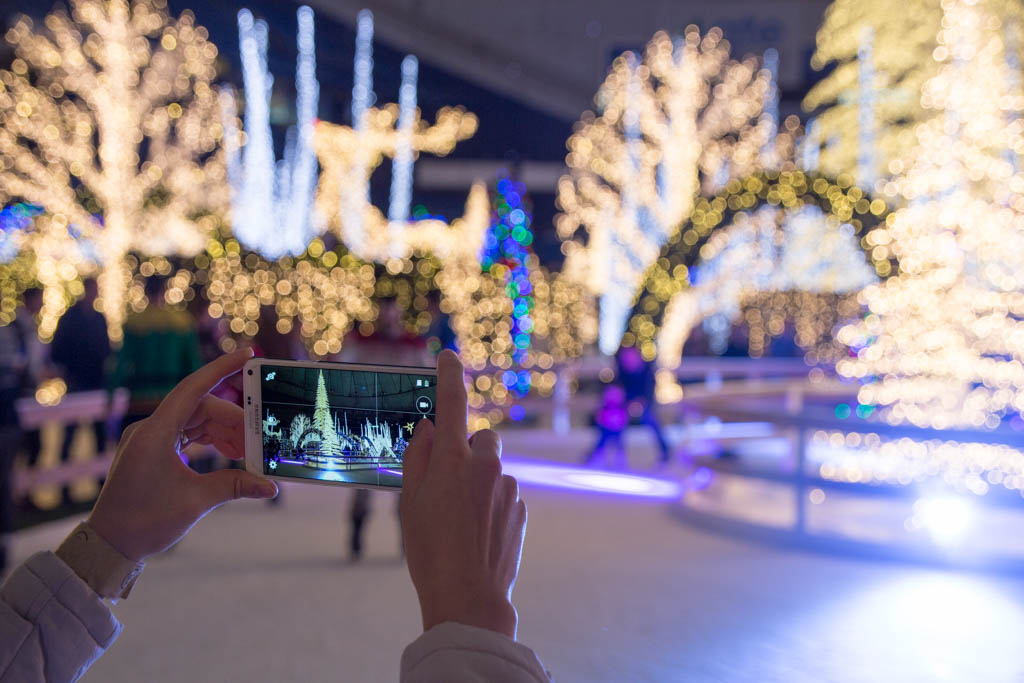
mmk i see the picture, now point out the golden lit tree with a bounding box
[556,27,775,355]
[804,0,1024,188]
[837,0,1024,429]
[0,0,225,339]
[314,106,480,263]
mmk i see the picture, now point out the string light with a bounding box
[810,429,1024,499]
[0,0,225,341]
[557,27,777,355]
[221,5,320,259]
[838,0,1024,430]
[615,168,891,402]
[200,237,374,357]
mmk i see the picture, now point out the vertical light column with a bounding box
[760,48,780,169]
[388,55,419,227]
[1005,24,1020,173]
[351,9,374,130]
[225,6,319,258]
[800,117,821,172]
[599,52,642,356]
[857,27,878,190]
[344,9,375,254]
[231,9,274,252]
[286,6,320,252]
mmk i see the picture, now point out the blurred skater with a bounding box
[584,384,628,469]
[617,346,671,467]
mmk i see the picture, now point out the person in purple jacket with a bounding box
[0,349,551,682]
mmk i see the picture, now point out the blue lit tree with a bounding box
[481,174,535,399]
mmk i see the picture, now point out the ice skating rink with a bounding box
[10,429,1024,682]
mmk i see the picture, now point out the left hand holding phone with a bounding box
[87,348,278,563]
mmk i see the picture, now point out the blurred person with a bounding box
[248,306,308,504]
[339,298,432,561]
[617,346,671,467]
[51,279,111,501]
[583,384,628,469]
[14,288,51,500]
[425,292,457,353]
[51,279,110,393]
[0,349,550,682]
[254,304,306,361]
[188,293,228,364]
[14,288,48,388]
[110,276,202,428]
[0,309,27,576]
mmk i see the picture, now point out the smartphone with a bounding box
[243,358,436,490]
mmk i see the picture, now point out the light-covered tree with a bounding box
[838,0,1024,429]
[289,413,312,449]
[0,0,225,339]
[556,27,776,354]
[804,0,1024,188]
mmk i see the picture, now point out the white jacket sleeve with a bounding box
[400,622,553,682]
[0,552,121,683]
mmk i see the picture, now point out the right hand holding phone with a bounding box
[400,350,527,640]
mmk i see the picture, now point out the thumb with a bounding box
[199,469,278,509]
[401,419,434,506]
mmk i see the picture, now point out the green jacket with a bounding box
[111,307,202,406]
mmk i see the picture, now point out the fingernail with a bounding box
[259,481,278,498]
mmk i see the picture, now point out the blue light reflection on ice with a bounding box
[501,458,681,499]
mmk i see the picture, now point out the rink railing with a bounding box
[13,389,218,498]
[672,392,1024,571]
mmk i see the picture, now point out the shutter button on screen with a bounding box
[415,395,433,413]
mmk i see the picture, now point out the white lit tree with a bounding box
[289,413,311,449]
[0,0,225,339]
[311,370,341,455]
[838,0,1024,429]
[556,27,775,354]
[804,0,1024,186]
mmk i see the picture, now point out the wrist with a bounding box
[421,595,518,640]
[55,522,145,601]
[87,509,144,562]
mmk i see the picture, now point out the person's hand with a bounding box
[87,348,277,562]
[400,350,527,639]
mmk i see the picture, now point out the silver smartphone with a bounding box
[243,357,437,490]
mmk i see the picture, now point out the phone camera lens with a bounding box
[247,369,253,376]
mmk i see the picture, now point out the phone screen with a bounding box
[259,364,436,487]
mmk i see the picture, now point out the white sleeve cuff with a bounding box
[400,621,552,682]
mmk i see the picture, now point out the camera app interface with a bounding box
[260,364,436,487]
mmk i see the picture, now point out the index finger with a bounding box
[433,349,468,446]
[154,347,254,430]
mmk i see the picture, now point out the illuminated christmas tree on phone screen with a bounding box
[260,366,434,487]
